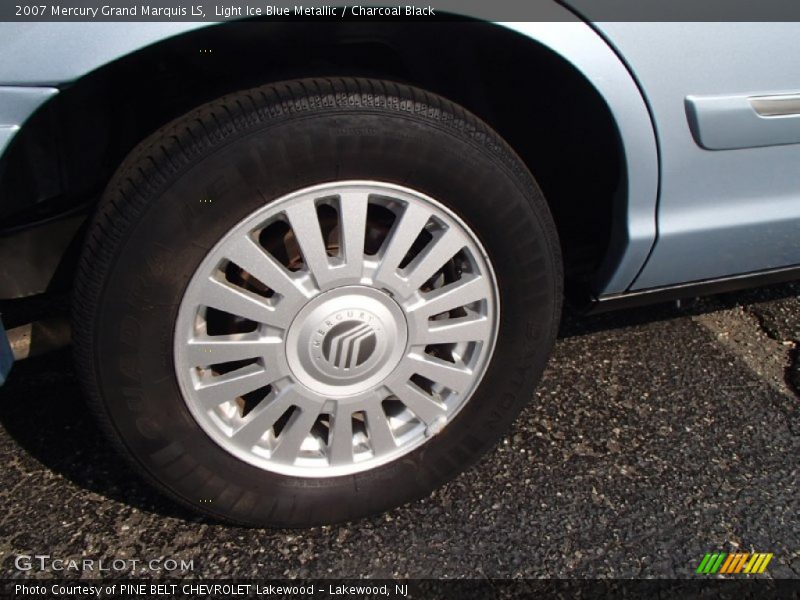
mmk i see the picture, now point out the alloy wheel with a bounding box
[174,181,499,477]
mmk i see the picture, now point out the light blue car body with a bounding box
[0,14,799,299]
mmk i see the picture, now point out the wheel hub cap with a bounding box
[286,286,408,397]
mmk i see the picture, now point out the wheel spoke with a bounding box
[337,191,369,280]
[387,381,446,425]
[223,235,306,303]
[365,404,396,455]
[230,388,293,447]
[406,274,488,318]
[202,277,288,328]
[407,353,473,393]
[373,202,430,286]
[328,405,355,466]
[195,363,272,408]
[284,199,333,288]
[421,315,491,345]
[272,400,322,463]
[402,228,464,292]
[186,335,280,366]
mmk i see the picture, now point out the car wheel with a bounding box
[72,78,562,527]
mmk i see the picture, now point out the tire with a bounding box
[73,78,562,527]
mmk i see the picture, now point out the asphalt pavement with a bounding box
[0,283,798,579]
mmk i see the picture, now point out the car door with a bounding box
[588,21,800,289]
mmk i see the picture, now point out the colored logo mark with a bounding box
[696,552,773,575]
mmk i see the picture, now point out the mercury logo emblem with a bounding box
[321,320,378,369]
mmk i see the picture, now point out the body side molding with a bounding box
[686,92,800,150]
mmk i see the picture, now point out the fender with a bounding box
[0,12,658,294]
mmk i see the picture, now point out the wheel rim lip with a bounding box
[173,180,501,478]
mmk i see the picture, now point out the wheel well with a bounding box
[0,20,624,298]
